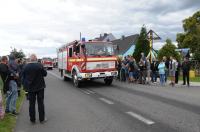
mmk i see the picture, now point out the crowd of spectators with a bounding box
[117,53,191,87]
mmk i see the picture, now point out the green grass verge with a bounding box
[179,76,200,82]
[0,79,25,132]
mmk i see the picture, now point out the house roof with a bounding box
[112,34,139,55]
[95,33,108,41]
[95,33,116,41]
[99,34,108,41]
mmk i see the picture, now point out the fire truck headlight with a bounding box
[85,73,92,78]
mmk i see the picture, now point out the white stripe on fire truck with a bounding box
[87,57,117,61]
[68,57,117,62]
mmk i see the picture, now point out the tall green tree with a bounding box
[176,10,200,60]
[158,39,180,61]
[158,39,180,60]
[10,48,25,59]
[133,26,150,62]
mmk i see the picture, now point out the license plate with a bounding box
[99,74,106,77]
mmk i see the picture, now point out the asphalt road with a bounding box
[15,69,200,132]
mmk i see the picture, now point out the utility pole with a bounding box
[146,30,161,63]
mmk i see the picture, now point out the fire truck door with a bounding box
[58,52,63,69]
[62,50,67,70]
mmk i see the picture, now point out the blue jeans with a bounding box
[6,80,18,112]
[160,74,165,85]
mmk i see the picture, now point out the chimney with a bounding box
[104,33,108,37]
[100,34,102,39]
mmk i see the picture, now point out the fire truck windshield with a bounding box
[85,43,114,56]
[42,57,52,61]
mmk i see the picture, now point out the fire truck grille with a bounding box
[86,61,115,70]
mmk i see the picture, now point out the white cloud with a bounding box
[0,0,199,57]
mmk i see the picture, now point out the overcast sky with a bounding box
[0,0,199,58]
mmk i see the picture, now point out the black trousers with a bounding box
[29,89,45,122]
[175,71,179,84]
[183,71,189,85]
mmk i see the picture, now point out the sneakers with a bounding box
[11,111,19,116]
[5,110,10,114]
[5,110,19,116]
[40,118,48,124]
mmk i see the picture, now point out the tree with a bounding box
[10,48,26,59]
[158,39,180,61]
[133,25,150,62]
[176,11,200,60]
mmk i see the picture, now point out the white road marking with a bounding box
[99,98,114,105]
[79,89,91,95]
[48,71,62,79]
[49,71,154,125]
[85,89,96,94]
[126,111,155,125]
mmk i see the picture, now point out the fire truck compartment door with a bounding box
[58,52,63,69]
[62,50,67,69]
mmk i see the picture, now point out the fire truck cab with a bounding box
[41,57,53,70]
[58,40,118,87]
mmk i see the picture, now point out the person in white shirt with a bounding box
[169,56,177,87]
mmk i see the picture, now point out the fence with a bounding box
[190,60,200,76]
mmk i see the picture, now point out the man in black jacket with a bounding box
[23,54,47,123]
[182,57,190,86]
[150,58,158,83]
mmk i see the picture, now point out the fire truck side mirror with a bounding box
[81,44,86,55]
[73,45,77,52]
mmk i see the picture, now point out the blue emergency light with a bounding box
[82,37,86,42]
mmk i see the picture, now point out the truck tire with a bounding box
[60,70,63,77]
[72,71,80,87]
[104,78,113,85]
[64,76,70,81]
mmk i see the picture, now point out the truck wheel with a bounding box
[60,70,63,77]
[72,71,80,87]
[104,78,113,85]
[64,76,70,81]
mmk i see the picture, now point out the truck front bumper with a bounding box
[78,71,118,80]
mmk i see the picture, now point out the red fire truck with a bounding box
[41,57,53,70]
[57,40,118,87]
